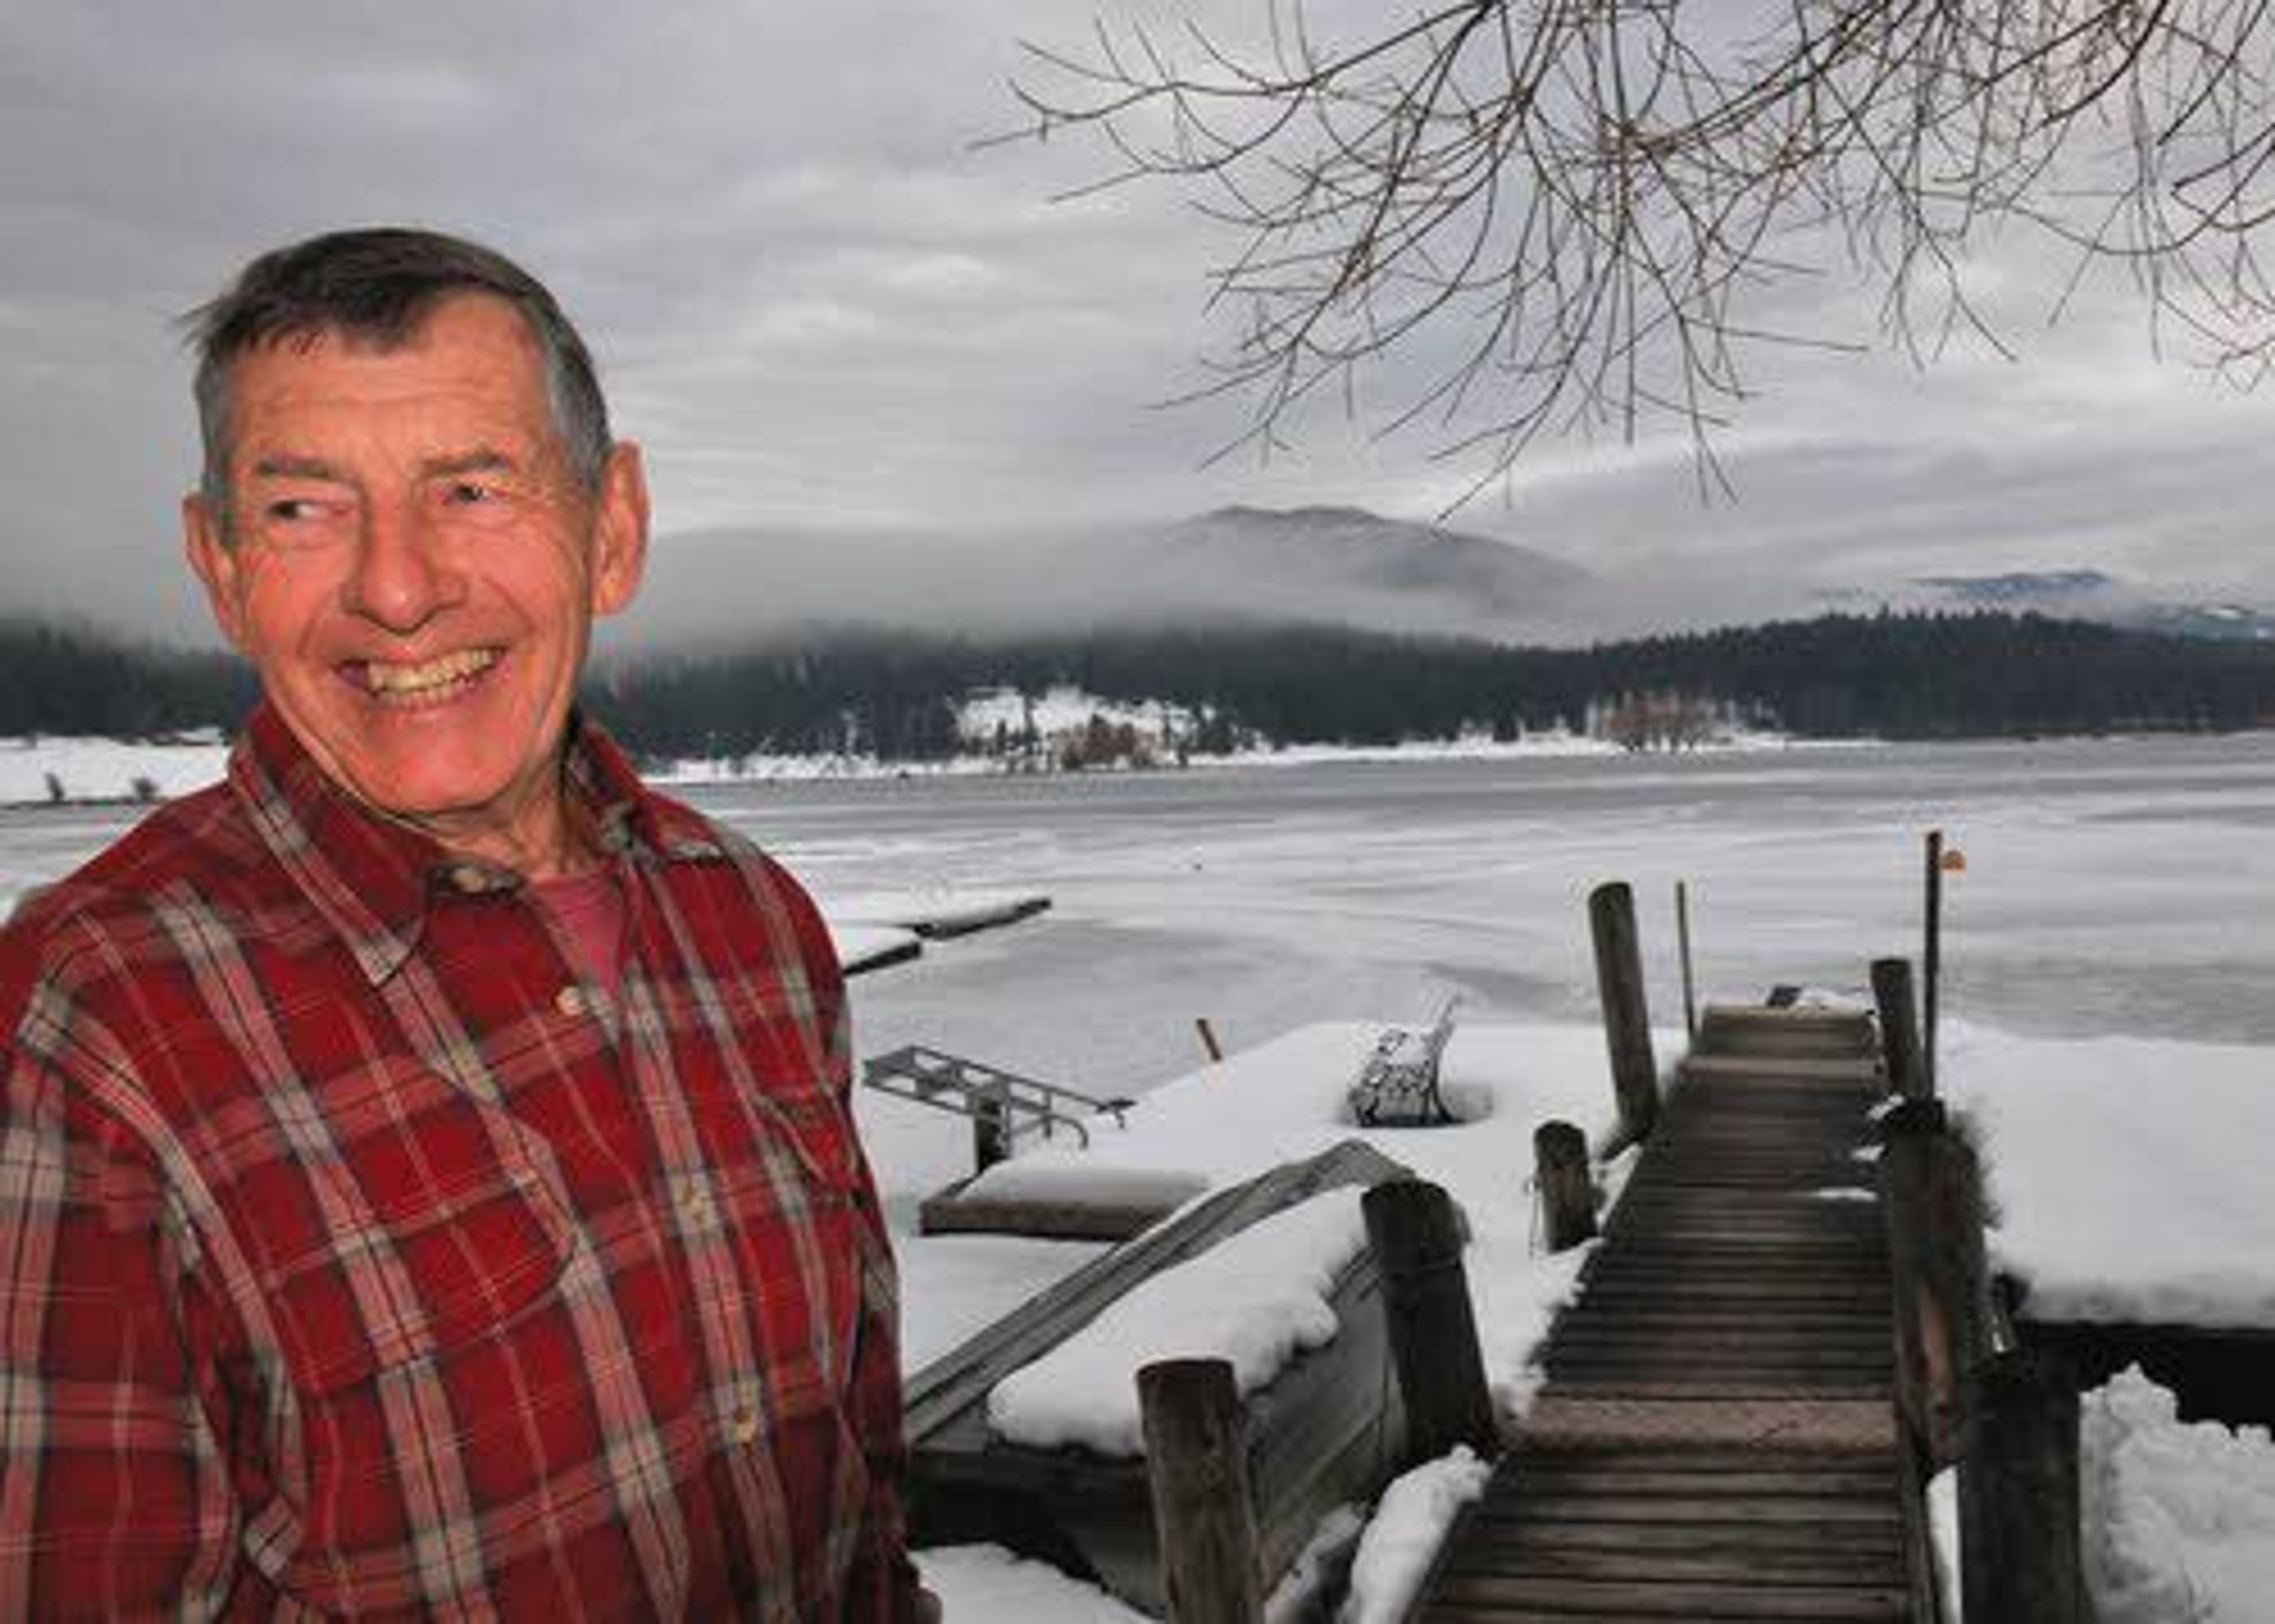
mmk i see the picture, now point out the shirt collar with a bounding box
[230,701,723,986]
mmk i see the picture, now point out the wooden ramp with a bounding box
[1411,1004,1932,1622]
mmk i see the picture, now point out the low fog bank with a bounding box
[621,513,1796,653]
[622,510,2272,656]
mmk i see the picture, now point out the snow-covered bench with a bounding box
[1347,997,1459,1127]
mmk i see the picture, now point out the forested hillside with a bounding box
[0,621,256,739]
[6,612,2271,760]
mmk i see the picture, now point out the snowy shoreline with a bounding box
[0,722,1877,808]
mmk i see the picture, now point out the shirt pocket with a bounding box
[220,1056,577,1395]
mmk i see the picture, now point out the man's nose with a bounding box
[343,500,464,630]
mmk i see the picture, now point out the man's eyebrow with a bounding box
[250,453,354,483]
[422,447,520,480]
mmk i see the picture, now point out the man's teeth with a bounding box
[363,649,501,697]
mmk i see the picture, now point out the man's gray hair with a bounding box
[186,227,612,527]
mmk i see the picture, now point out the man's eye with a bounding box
[265,498,325,522]
[446,480,502,505]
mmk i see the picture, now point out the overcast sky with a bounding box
[7,0,2275,649]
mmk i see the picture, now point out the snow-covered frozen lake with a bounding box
[704,731,2275,1086]
[11,731,2271,1190]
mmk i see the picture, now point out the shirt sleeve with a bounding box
[0,1039,235,1619]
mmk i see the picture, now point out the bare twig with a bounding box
[991,0,2275,505]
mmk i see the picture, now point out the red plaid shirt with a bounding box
[0,705,919,1620]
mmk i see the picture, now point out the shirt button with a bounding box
[448,863,492,894]
[682,1187,716,1225]
[555,984,588,1018]
[732,1398,761,1446]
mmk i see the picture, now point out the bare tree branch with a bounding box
[991,0,2275,506]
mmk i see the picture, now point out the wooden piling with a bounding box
[972,1090,1010,1174]
[1960,1348,2085,1624]
[1364,1179,1498,1465]
[1675,880,1698,1042]
[1871,956,1927,1099]
[1533,1121,1597,1253]
[1879,1099,1991,1467]
[1924,831,1945,1095]
[1195,1018,1225,1064]
[1588,881,1659,1144]
[1138,1357,1263,1624]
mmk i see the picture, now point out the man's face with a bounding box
[185,294,648,866]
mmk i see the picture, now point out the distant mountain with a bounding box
[628,505,1597,649]
[1908,569,2275,642]
[1160,505,1593,627]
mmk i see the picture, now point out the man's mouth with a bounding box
[354,647,503,705]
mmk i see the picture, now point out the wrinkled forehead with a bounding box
[222,297,559,448]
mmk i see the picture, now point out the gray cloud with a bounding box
[5,1,2274,650]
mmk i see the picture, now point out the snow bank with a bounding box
[0,734,228,804]
[817,887,1049,937]
[1943,1023,2275,1328]
[1930,1367,2275,1622]
[954,1160,1209,1212]
[829,922,922,974]
[1339,1448,1495,1624]
[986,1188,1369,1456]
[915,1544,1148,1623]
[2084,1366,2275,1622]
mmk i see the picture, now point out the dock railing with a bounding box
[1874,965,2085,1624]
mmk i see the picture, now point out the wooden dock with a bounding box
[905,1139,1415,1613]
[1409,1004,1934,1622]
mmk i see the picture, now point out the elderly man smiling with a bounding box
[0,229,924,1619]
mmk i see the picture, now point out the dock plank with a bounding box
[1409,1007,1929,1621]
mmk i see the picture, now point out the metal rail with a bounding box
[860,1044,1131,1150]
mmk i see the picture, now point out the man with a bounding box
[0,229,925,1619]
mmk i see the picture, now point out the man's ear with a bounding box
[183,493,250,650]
[589,442,651,619]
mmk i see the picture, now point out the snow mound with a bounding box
[915,1543,1148,1622]
[986,1187,1369,1456]
[1945,1025,2275,1328]
[2084,1366,2275,1622]
[1340,1448,1495,1624]
[960,1160,1209,1212]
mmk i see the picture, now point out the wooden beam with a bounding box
[1960,1348,2084,1624]
[1366,1179,1499,1465]
[1590,881,1659,1144]
[1534,1121,1597,1253]
[1140,1358,1263,1624]
[1870,957,1926,1099]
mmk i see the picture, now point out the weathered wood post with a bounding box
[1960,1348,2085,1624]
[1675,880,1699,1042]
[1870,956,1927,1099]
[1364,1179,1499,1465]
[1923,830,1945,1095]
[972,1088,1010,1174]
[1588,881,1659,1144]
[1533,1121,1597,1253]
[1139,1357,1263,1624]
[1879,1099,1992,1466]
[1195,1017,1225,1064]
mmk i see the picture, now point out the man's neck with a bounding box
[387,760,600,881]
